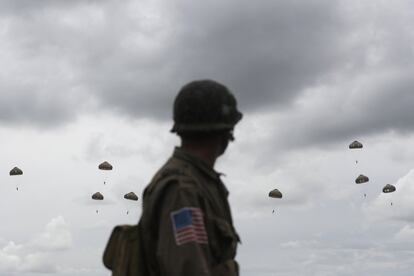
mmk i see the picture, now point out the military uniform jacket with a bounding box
[140,147,240,276]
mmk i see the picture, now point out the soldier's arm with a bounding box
[156,181,213,276]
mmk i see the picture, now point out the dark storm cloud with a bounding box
[0,90,77,128]
[1,0,414,146]
[0,0,352,126]
[270,41,414,149]
[319,80,414,144]
[248,0,414,150]
[89,0,352,116]
[0,0,104,13]
[0,62,89,127]
[0,1,102,127]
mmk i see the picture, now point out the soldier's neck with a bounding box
[180,144,218,168]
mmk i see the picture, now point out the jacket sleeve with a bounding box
[155,181,213,276]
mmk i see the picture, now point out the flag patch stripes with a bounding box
[171,207,208,245]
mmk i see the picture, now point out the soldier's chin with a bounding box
[218,139,229,156]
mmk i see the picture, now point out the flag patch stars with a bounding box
[171,207,208,245]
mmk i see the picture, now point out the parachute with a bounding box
[10,167,23,176]
[383,184,396,206]
[124,192,138,201]
[349,140,363,164]
[99,161,113,170]
[355,174,369,184]
[92,192,104,200]
[10,167,23,191]
[382,184,396,193]
[349,140,363,149]
[269,189,282,214]
[269,189,283,198]
[98,161,113,185]
[124,192,138,215]
[92,192,104,214]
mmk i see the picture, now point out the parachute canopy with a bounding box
[124,192,138,201]
[92,192,104,200]
[10,167,23,176]
[355,174,369,184]
[349,140,363,149]
[383,184,396,193]
[269,189,283,198]
[99,161,113,170]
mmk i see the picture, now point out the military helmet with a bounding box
[171,80,243,133]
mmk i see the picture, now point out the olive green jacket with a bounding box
[140,147,240,276]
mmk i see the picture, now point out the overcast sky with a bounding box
[1,0,414,275]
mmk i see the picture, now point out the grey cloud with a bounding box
[92,0,352,116]
[0,1,111,127]
[0,0,355,127]
[269,73,414,151]
[0,8,93,128]
[0,89,84,128]
[364,169,414,223]
[237,213,414,276]
[0,216,71,274]
[31,216,72,251]
[259,1,414,150]
[2,0,414,152]
[0,0,106,14]
[164,0,348,105]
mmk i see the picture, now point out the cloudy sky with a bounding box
[1,0,414,275]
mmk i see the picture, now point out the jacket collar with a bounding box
[172,147,230,197]
[173,147,222,181]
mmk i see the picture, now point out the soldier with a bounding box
[139,79,243,276]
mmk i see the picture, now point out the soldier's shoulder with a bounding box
[147,158,200,194]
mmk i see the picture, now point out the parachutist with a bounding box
[364,193,366,198]
[10,167,23,191]
[124,193,138,216]
[349,141,361,164]
[99,162,112,187]
[96,210,98,214]
[99,162,112,186]
[272,209,275,214]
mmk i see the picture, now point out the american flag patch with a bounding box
[170,207,208,245]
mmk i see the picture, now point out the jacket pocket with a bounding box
[212,259,239,276]
[209,217,239,261]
